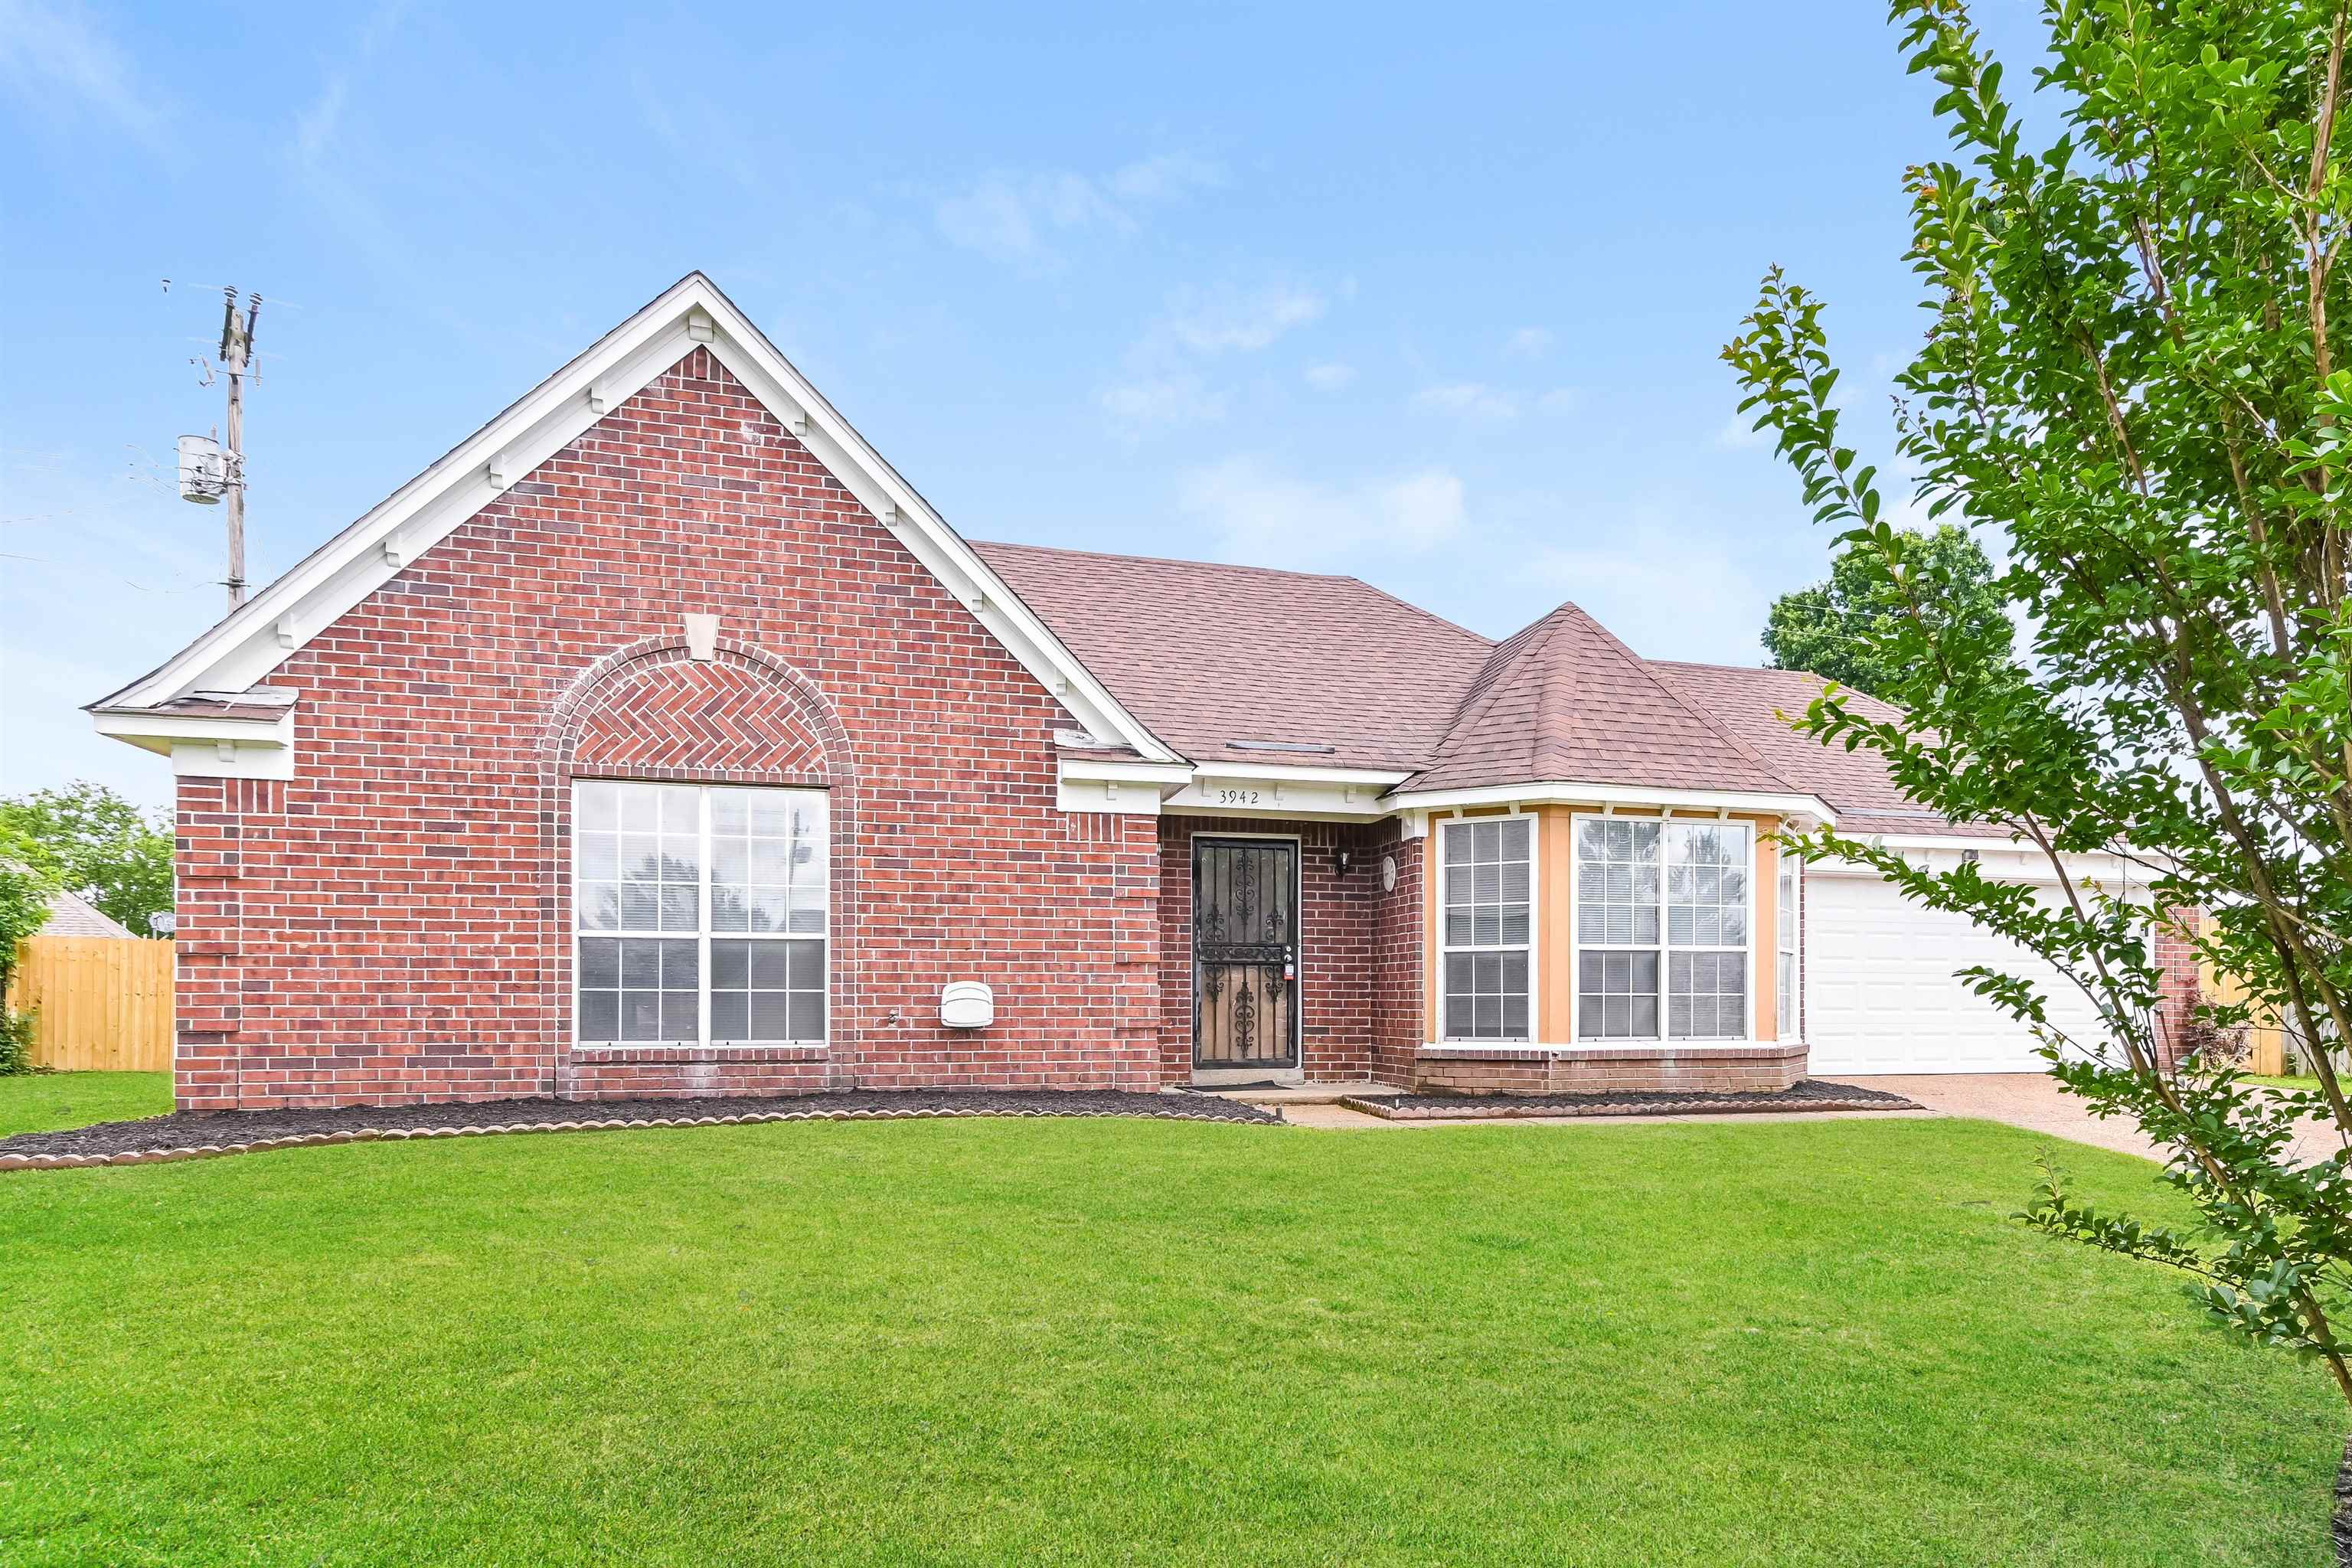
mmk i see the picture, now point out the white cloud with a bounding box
[1101,280,1332,435]
[934,153,1223,271]
[1304,363,1355,391]
[1413,382,1517,420]
[1504,327,1553,359]
[1715,411,1769,449]
[1535,387,1583,416]
[280,4,433,295]
[294,75,348,168]
[1516,497,1780,664]
[1106,152,1226,203]
[0,0,164,143]
[1163,285,1326,355]
[1098,374,1227,432]
[936,172,1122,269]
[1177,457,1466,571]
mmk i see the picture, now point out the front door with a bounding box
[1192,837,1300,1071]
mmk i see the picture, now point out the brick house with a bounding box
[91,276,2175,1111]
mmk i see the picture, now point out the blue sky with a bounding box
[1,2,2050,810]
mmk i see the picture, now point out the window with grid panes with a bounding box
[1575,818,1661,1039]
[1439,816,1532,1040]
[1776,854,1798,1037]
[1574,817,1753,1040]
[1665,823,1749,1039]
[574,780,828,1044]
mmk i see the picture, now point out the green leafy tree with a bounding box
[0,783,173,937]
[1762,523,2011,697]
[0,828,54,1074]
[1725,0,2352,1414]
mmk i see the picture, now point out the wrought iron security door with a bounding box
[1192,838,1300,1070]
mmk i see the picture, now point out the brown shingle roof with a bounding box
[976,541,1932,817]
[973,541,1493,772]
[43,886,136,939]
[1648,662,1975,832]
[1406,606,1798,795]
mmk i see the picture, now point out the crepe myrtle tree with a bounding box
[1724,0,2352,1408]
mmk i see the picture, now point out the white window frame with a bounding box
[1776,851,1800,1040]
[1569,813,1757,1044]
[1436,812,1539,1043]
[572,779,829,1047]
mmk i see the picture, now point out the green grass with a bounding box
[0,1070,171,1136]
[1,1115,2337,1566]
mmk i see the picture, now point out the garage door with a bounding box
[1805,865,2113,1074]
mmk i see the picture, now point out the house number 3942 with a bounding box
[1214,788,1261,806]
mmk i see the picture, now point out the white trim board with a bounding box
[1059,756,1414,818]
[1385,779,1835,822]
[91,273,1180,769]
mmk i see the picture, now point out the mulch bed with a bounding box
[1342,1079,1922,1122]
[0,1088,1279,1171]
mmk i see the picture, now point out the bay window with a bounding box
[574,780,828,1045]
[1574,817,1753,1041]
[1440,815,1533,1040]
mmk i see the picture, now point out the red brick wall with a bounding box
[1412,1044,1806,1095]
[1370,831,1424,1085]
[2152,909,2203,1070]
[1155,816,1421,1081]
[174,348,1162,1109]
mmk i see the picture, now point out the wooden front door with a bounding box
[1192,837,1300,1070]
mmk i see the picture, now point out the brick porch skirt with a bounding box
[1413,1043,1808,1096]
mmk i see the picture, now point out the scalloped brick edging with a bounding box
[1336,1090,1922,1122]
[0,1102,1281,1173]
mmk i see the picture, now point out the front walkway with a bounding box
[1847,1073,2347,1166]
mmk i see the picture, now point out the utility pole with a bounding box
[218,288,260,610]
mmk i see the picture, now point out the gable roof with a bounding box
[92,273,1180,766]
[1405,605,1798,795]
[972,541,1492,773]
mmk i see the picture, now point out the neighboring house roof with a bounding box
[972,541,1492,773]
[43,887,135,939]
[1405,605,1797,795]
[1650,662,1984,838]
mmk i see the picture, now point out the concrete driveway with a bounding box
[1846,1073,2347,1166]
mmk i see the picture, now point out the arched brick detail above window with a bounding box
[548,641,854,785]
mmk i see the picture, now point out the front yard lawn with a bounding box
[0,1070,171,1137]
[1,1114,2336,1566]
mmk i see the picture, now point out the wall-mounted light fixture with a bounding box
[1334,847,1354,875]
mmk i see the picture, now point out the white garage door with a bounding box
[1805,865,2113,1074]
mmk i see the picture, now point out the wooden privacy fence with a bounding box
[8,936,175,1072]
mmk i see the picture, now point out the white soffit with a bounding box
[91,274,1180,766]
[1382,780,1837,821]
